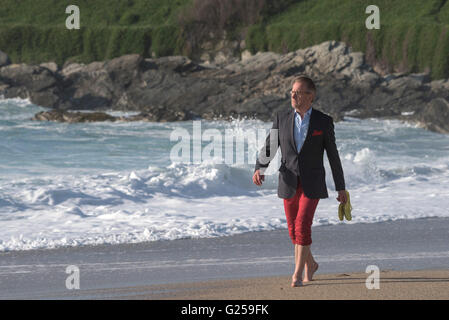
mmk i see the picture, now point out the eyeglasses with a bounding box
[290,90,311,96]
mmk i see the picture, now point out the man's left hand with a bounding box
[336,190,347,204]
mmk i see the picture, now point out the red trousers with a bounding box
[283,177,320,246]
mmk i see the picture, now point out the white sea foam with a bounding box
[1,99,449,251]
[0,96,33,107]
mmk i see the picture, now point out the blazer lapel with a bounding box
[300,107,315,152]
[307,108,316,137]
[288,109,297,153]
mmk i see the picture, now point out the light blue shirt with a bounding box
[293,107,312,153]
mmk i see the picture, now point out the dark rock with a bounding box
[59,61,113,110]
[1,40,448,133]
[104,54,144,89]
[149,56,204,73]
[414,98,449,133]
[0,64,57,92]
[31,110,116,123]
[40,62,59,73]
[0,63,63,108]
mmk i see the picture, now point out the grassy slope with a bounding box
[0,0,188,26]
[0,0,448,79]
[0,0,192,65]
[247,0,449,79]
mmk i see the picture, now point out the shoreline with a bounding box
[1,217,448,299]
[1,216,447,255]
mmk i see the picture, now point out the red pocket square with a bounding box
[312,129,323,136]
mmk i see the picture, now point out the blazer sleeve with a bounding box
[254,112,280,174]
[324,116,346,191]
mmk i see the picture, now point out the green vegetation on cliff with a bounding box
[247,0,449,79]
[0,0,448,79]
[0,0,191,64]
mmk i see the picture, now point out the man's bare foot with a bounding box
[291,275,303,287]
[303,262,319,282]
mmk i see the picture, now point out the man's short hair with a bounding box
[292,76,316,94]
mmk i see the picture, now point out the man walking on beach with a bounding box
[252,76,347,287]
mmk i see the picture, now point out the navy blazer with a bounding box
[255,107,346,199]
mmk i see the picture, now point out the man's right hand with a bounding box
[252,169,265,186]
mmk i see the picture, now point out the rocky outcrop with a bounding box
[1,41,449,133]
[0,63,61,108]
[32,109,116,123]
[415,98,449,134]
[31,108,192,123]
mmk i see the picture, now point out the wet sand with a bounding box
[109,269,449,300]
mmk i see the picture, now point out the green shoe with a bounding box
[338,202,344,221]
[338,190,352,221]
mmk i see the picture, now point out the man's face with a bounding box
[290,81,314,110]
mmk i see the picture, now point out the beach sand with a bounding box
[100,269,449,300]
[1,217,448,299]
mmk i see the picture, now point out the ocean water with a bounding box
[1,97,449,251]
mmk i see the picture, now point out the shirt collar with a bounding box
[294,107,312,120]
